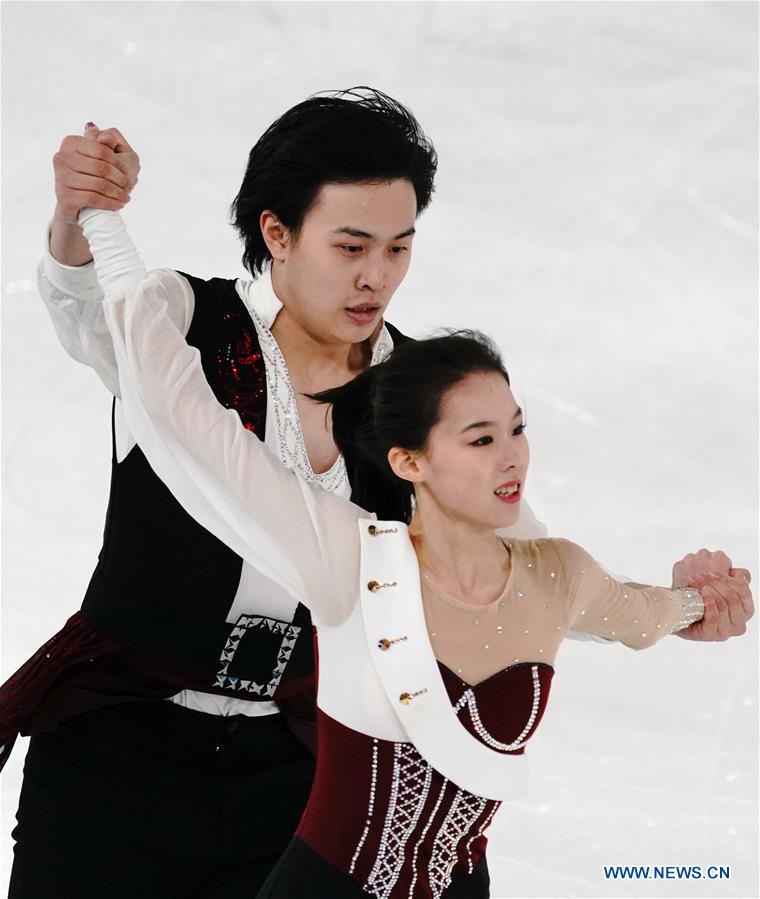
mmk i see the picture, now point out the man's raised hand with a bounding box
[53,123,140,225]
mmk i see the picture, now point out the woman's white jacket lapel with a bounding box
[358,518,529,802]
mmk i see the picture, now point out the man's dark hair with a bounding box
[231,87,438,276]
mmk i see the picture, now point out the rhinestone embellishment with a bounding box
[215,614,301,696]
[252,307,348,492]
[673,587,705,631]
[455,664,542,751]
[349,739,379,875]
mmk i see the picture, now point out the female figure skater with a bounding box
[81,208,748,899]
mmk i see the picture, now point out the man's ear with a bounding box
[387,446,423,484]
[260,210,289,262]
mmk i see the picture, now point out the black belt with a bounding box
[81,567,314,699]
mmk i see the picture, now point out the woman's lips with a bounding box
[494,481,521,504]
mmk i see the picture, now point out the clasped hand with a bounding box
[671,549,753,641]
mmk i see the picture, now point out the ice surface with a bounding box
[1,2,757,896]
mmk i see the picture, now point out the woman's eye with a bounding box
[513,423,527,436]
[389,246,409,255]
[341,245,362,254]
[471,435,493,446]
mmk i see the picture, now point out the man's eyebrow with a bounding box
[459,408,523,434]
[332,226,416,241]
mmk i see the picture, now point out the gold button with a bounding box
[368,525,398,536]
[377,636,408,651]
[398,687,427,705]
[367,580,397,593]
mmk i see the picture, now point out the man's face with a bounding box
[275,179,417,345]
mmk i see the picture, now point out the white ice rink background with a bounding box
[1,2,758,896]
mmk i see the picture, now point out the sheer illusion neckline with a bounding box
[421,541,514,611]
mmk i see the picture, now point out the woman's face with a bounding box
[411,372,529,530]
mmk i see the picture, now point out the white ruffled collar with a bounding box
[237,267,394,363]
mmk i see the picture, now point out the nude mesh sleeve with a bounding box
[553,539,704,649]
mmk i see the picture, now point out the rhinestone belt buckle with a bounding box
[215,613,302,697]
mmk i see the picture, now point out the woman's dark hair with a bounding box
[231,86,438,276]
[309,331,510,523]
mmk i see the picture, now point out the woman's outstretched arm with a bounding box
[550,538,749,650]
[80,208,366,625]
[551,539,710,647]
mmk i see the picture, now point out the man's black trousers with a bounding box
[9,700,315,898]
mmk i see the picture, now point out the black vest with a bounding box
[81,272,408,701]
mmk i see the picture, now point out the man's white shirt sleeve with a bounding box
[38,234,195,463]
[38,233,195,401]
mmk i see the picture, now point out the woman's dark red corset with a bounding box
[297,662,553,898]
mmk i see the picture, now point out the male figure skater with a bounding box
[3,88,752,898]
[5,89,445,897]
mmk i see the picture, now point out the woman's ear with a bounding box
[260,210,289,262]
[387,446,424,484]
